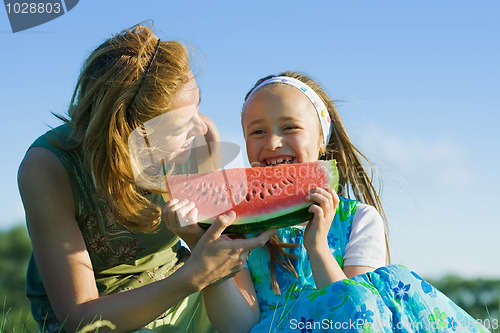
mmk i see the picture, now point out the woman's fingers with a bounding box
[165,198,179,208]
[231,229,276,252]
[162,199,198,227]
[184,207,198,226]
[187,218,278,287]
[239,250,250,262]
[175,202,196,227]
[204,211,236,242]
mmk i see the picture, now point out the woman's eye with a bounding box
[172,127,188,136]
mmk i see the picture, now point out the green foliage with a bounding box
[427,275,500,327]
[0,225,37,331]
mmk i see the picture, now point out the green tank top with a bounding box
[25,124,191,330]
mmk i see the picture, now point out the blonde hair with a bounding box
[243,71,391,294]
[56,23,191,232]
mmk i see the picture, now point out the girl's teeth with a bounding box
[265,157,293,166]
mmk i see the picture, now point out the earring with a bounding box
[319,149,326,159]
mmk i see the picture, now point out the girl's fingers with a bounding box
[308,187,330,196]
[308,192,331,207]
[308,203,323,216]
[329,188,340,207]
[307,187,332,202]
[307,187,338,225]
[307,191,333,211]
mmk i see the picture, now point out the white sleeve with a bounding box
[343,203,387,269]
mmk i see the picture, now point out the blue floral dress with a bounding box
[247,197,489,332]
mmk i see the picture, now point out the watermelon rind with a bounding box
[198,205,314,235]
[326,160,339,191]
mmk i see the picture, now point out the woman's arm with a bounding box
[18,147,271,332]
[19,148,205,331]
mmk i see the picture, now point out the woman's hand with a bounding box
[183,211,275,289]
[163,200,275,288]
[303,187,339,252]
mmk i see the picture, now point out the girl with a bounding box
[18,24,273,333]
[198,72,489,332]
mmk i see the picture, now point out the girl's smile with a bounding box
[263,155,295,166]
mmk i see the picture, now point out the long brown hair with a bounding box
[243,71,391,294]
[55,23,192,232]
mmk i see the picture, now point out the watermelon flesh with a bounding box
[164,160,338,234]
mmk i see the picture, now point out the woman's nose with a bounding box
[190,113,208,137]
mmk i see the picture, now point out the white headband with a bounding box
[245,76,333,147]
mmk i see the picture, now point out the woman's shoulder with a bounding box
[19,124,79,212]
[18,145,77,228]
[19,146,72,195]
[30,123,74,151]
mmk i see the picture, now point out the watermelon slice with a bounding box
[164,160,338,234]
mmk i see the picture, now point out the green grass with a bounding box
[485,299,500,333]
[1,296,37,332]
[0,301,116,333]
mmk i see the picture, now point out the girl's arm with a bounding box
[163,200,273,333]
[18,147,270,332]
[303,187,347,289]
[202,268,260,333]
[344,266,375,278]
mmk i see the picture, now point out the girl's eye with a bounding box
[283,125,299,131]
[250,129,265,135]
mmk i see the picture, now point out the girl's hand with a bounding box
[303,187,339,252]
[163,198,204,250]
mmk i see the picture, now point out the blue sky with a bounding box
[1,0,499,279]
